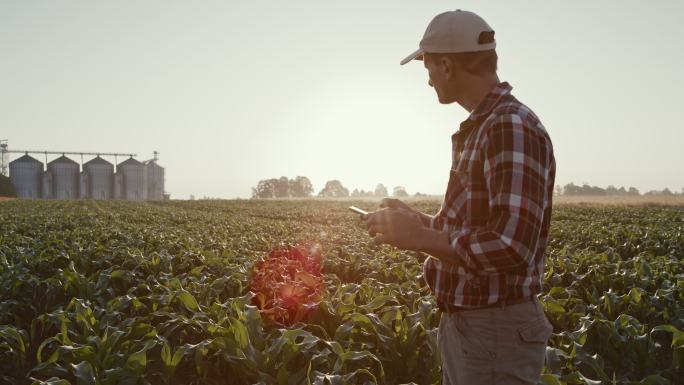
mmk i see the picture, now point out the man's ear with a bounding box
[441,56,454,80]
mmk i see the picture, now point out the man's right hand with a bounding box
[380,198,412,211]
[378,198,434,227]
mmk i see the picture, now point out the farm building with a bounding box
[145,159,164,201]
[47,155,80,199]
[83,156,114,200]
[2,147,166,201]
[116,157,147,201]
[9,154,43,198]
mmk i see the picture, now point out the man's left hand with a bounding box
[362,208,426,250]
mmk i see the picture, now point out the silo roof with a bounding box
[118,157,143,166]
[9,154,42,165]
[144,160,163,169]
[48,155,78,165]
[84,156,113,166]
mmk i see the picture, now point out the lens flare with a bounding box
[248,242,323,325]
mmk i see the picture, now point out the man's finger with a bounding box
[374,233,388,246]
[380,198,395,208]
[368,224,385,236]
[365,209,389,226]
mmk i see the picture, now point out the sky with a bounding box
[1,0,683,198]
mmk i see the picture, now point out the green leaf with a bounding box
[72,361,96,385]
[539,374,563,385]
[230,318,250,350]
[178,289,200,312]
[633,374,670,385]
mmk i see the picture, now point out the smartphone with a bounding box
[348,206,369,216]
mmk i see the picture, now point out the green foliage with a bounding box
[0,200,682,384]
[0,174,16,197]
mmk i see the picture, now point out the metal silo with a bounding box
[145,160,164,200]
[47,155,79,199]
[117,157,147,201]
[83,156,113,200]
[9,154,43,198]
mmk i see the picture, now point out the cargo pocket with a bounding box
[517,317,553,345]
[452,314,495,361]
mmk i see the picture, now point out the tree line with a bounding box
[251,177,418,199]
[252,179,684,199]
[557,183,683,196]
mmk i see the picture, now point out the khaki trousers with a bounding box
[438,297,552,385]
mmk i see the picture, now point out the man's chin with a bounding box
[437,96,455,105]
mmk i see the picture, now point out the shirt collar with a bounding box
[468,81,512,121]
[453,81,513,141]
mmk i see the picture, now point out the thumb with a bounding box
[380,198,396,209]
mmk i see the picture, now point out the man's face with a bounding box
[423,53,463,105]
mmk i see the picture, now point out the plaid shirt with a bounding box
[423,82,555,308]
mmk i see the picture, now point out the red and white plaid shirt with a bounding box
[423,82,555,308]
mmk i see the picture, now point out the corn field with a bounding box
[0,200,682,385]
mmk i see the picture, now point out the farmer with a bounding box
[363,10,556,385]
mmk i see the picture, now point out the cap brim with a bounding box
[400,48,424,65]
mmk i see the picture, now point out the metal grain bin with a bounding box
[145,160,164,201]
[83,156,113,200]
[117,157,147,201]
[9,154,43,198]
[47,155,79,199]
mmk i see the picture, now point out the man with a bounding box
[363,10,556,385]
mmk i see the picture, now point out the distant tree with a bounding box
[563,183,581,196]
[554,185,563,196]
[352,189,374,197]
[393,186,409,197]
[662,188,673,196]
[252,178,278,199]
[290,176,314,197]
[414,192,428,197]
[606,185,618,195]
[318,180,349,197]
[0,175,16,197]
[374,183,388,197]
[628,187,640,196]
[274,176,290,198]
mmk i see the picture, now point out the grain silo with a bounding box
[83,156,114,200]
[145,160,164,200]
[9,154,43,198]
[117,157,147,201]
[47,155,79,199]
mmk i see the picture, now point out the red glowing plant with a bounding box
[248,243,323,325]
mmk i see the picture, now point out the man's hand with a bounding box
[362,207,426,250]
[379,198,413,211]
[379,198,434,227]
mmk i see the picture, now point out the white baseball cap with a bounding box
[400,10,496,65]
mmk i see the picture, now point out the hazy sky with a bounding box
[1,0,682,198]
